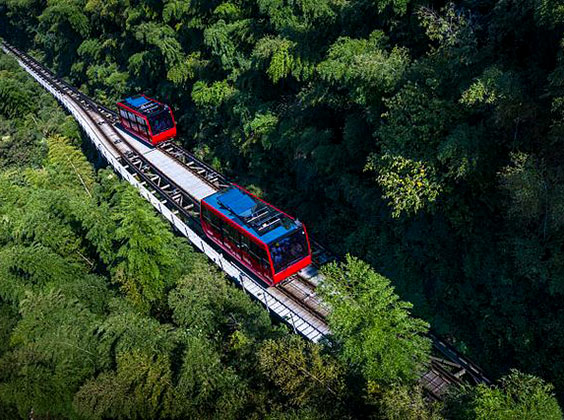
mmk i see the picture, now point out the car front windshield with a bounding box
[149,110,173,134]
[269,228,309,274]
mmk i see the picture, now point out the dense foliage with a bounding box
[0,52,324,419]
[319,255,431,385]
[2,0,561,396]
[0,50,434,419]
[1,0,564,417]
[445,370,563,420]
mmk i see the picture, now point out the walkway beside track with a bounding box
[118,128,218,201]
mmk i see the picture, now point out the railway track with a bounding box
[1,40,491,400]
[278,275,329,320]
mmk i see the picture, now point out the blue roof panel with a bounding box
[125,96,149,107]
[217,188,256,217]
[203,186,298,244]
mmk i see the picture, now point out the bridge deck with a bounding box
[117,128,217,201]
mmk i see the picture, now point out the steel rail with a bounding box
[278,278,329,321]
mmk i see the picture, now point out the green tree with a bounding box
[45,135,95,195]
[317,30,410,106]
[0,77,35,118]
[378,384,444,420]
[445,370,562,420]
[319,255,431,384]
[168,333,246,419]
[75,303,248,419]
[0,289,104,419]
[111,186,175,308]
[74,349,175,419]
[168,257,274,339]
[258,335,346,414]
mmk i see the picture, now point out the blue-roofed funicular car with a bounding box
[200,185,312,285]
[117,95,177,145]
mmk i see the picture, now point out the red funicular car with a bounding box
[117,95,177,145]
[200,185,312,285]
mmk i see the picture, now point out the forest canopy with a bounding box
[2,0,564,417]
